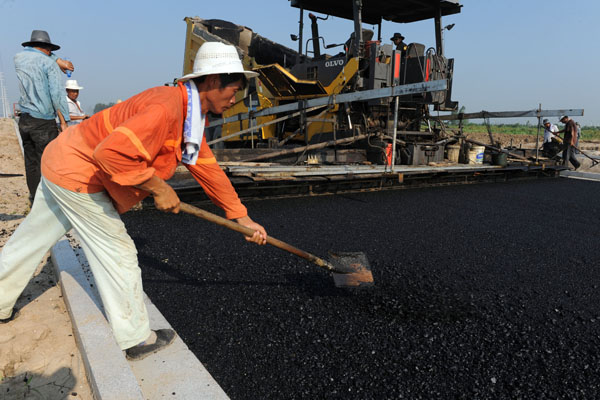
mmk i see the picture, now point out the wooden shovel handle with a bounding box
[178,202,336,272]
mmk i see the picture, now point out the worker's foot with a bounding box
[125,329,176,361]
[0,309,20,324]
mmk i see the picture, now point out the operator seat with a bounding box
[405,43,425,58]
[345,29,374,58]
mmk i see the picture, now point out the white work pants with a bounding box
[0,177,150,349]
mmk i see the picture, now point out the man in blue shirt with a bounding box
[15,30,73,202]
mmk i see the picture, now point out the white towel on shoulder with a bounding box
[182,80,206,165]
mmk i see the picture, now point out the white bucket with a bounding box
[446,144,460,163]
[468,146,485,164]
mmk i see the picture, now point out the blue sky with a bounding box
[1,0,598,125]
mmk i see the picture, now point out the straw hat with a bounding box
[178,41,258,82]
[65,80,83,90]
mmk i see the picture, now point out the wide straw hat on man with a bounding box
[178,41,258,82]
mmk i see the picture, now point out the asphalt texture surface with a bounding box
[122,178,600,399]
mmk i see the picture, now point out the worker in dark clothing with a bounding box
[556,115,580,170]
[390,33,407,54]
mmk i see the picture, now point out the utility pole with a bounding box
[0,72,11,118]
[535,103,541,163]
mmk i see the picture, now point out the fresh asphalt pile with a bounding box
[122,178,600,399]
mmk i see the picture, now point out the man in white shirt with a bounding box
[542,119,558,143]
[65,79,88,125]
[541,118,561,157]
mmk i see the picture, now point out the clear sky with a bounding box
[1,0,598,125]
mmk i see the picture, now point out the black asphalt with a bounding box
[122,178,600,399]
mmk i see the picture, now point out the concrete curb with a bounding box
[51,237,229,399]
[560,170,600,182]
[51,239,144,400]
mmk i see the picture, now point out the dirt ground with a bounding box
[465,131,539,148]
[0,118,92,399]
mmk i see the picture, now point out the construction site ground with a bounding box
[0,116,598,398]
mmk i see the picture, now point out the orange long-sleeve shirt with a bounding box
[41,83,247,218]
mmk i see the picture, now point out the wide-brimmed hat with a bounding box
[542,119,549,124]
[178,41,258,82]
[65,79,83,90]
[22,30,60,51]
[559,115,568,121]
[390,32,405,41]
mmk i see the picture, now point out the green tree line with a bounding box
[446,123,600,140]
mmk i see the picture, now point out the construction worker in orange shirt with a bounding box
[0,42,267,361]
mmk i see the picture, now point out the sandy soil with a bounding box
[0,118,92,399]
[465,131,539,148]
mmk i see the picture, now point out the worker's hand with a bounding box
[60,121,68,132]
[236,216,267,245]
[153,185,180,214]
[135,175,180,213]
[56,58,74,74]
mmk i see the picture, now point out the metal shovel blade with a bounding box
[329,251,374,288]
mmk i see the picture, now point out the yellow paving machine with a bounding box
[182,0,461,166]
[172,1,584,200]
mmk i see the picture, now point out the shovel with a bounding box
[178,202,374,288]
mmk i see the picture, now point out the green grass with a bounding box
[444,123,600,140]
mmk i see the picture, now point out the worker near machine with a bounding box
[541,118,560,156]
[556,115,581,170]
[0,42,268,361]
[575,122,582,153]
[14,30,75,203]
[65,79,89,126]
[390,32,407,54]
